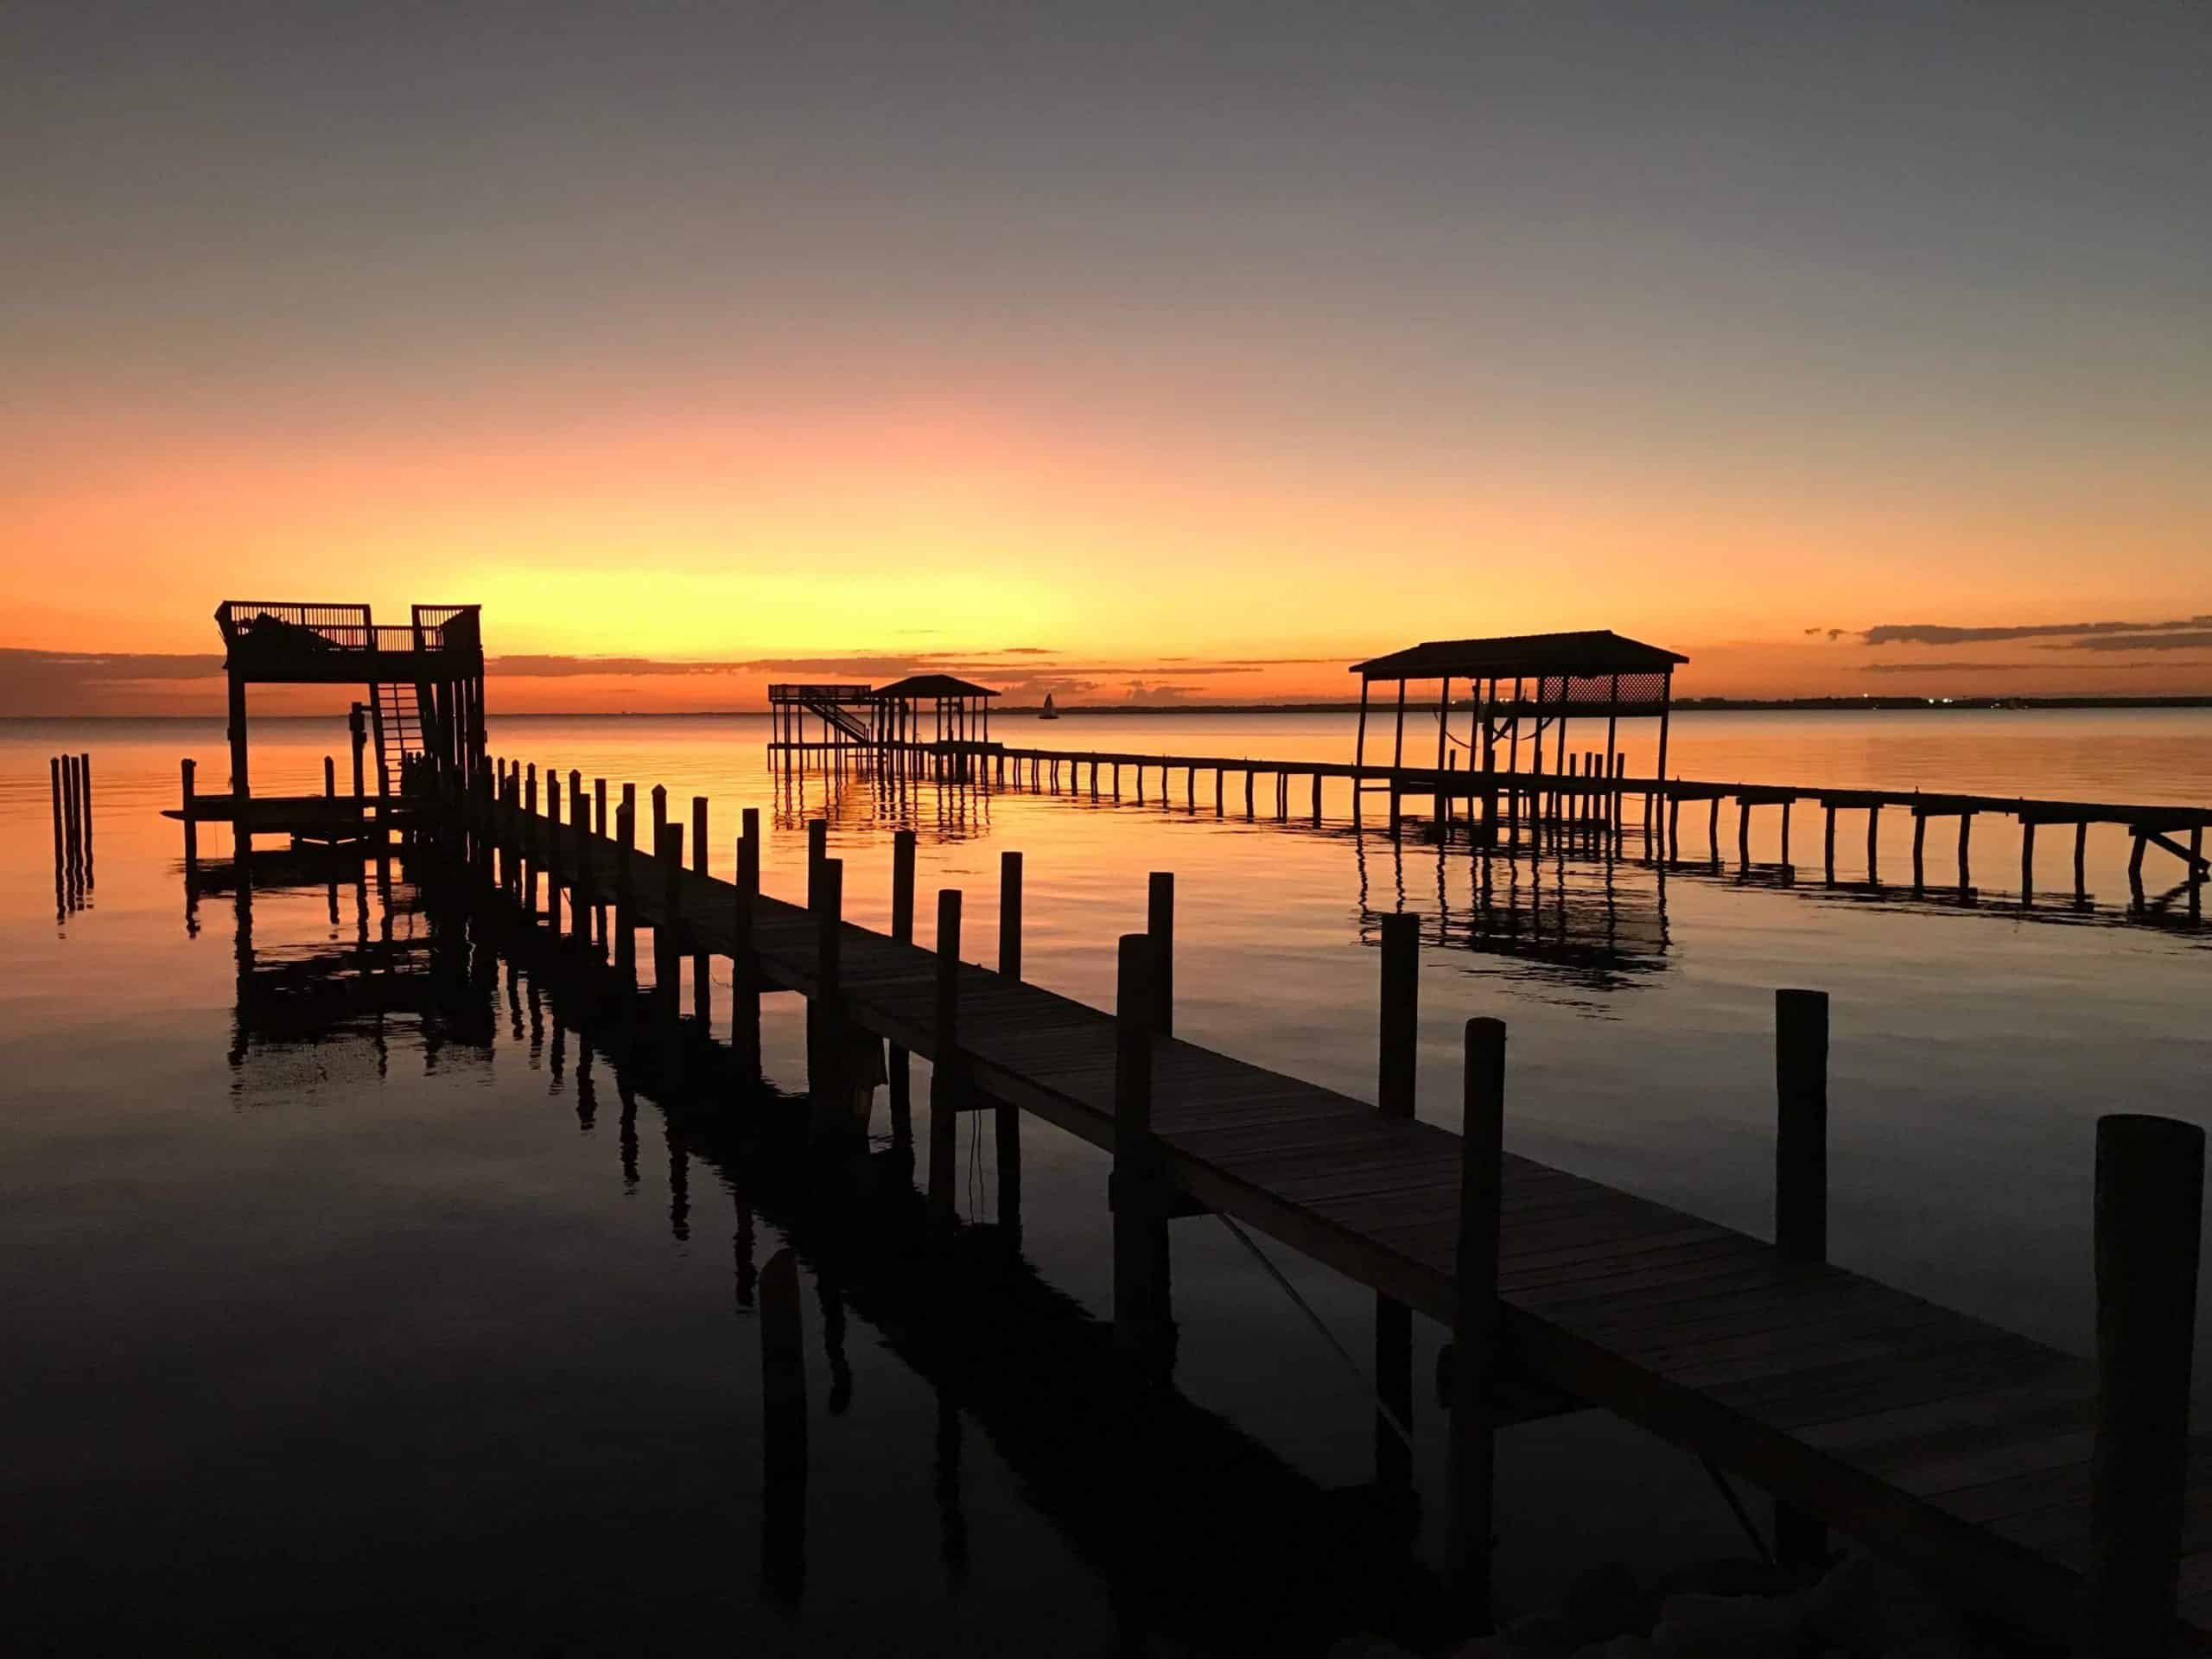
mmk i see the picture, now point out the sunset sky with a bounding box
[4,3,2208,714]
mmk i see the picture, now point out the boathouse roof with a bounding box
[873,674,1000,700]
[1350,630,1688,681]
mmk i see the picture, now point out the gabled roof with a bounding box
[873,674,1000,700]
[1351,630,1688,679]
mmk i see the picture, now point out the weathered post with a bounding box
[1113,931,1171,1377]
[179,757,199,871]
[889,828,917,1144]
[2074,822,2088,904]
[1147,872,1174,1039]
[928,890,963,1224]
[544,766,564,933]
[734,809,761,1077]
[809,855,846,1141]
[997,850,1024,1237]
[1376,910,1420,1497]
[657,823,684,1048]
[613,800,637,978]
[1774,987,1830,1568]
[570,771,592,946]
[349,704,366,798]
[324,754,335,798]
[691,797,710,1026]
[1823,804,1837,885]
[2084,1112,2203,1657]
[1866,804,1882,885]
[1447,1015,1506,1629]
[52,756,67,883]
[2021,819,2037,906]
[651,784,668,852]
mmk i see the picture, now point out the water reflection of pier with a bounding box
[1354,826,1672,996]
[207,849,1456,1653]
[210,849,494,1077]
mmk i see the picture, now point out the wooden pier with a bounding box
[429,753,2210,1652]
[815,741,2209,917]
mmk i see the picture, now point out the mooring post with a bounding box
[1447,1015,1506,1630]
[1376,910,1420,1497]
[690,796,710,1026]
[1214,767,1224,815]
[2084,1112,2203,1657]
[1146,871,1175,1039]
[544,767,564,932]
[1738,799,1751,871]
[179,757,198,871]
[997,850,1024,1237]
[609,799,635,978]
[2021,819,2037,906]
[52,756,67,885]
[657,821,683,1020]
[570,772,593,946]
[1912,810,1928,893]
[889,828,917,1145]
[808,855,847,1141]
[1867,804,1881,886]
[1823,804,1837,884]
[1245,767,1255,817]
[323,754,335,798]
[1958,811,1974,894]
[1774,987,1831,1569]
[2074,822,2088,904]
[927,890,963,1224]
[651,783,668,852]
[807,817,827,903]
[1113,931,1172,1377]
[734,808,760,1078]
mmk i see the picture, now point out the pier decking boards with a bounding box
[464,768,2211,1651]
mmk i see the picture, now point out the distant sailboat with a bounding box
[1039,692,1060,721]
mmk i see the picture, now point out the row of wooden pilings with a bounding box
[49,751,93,916]
[453,753,2201,1647]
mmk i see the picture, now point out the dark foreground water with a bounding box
[3,709,2208,1653]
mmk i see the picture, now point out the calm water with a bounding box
[4,708,2208,1652]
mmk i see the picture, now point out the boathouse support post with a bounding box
[1113,931,1173,1379]
[226,668,251,856]
[1376,910,1420,1498]
[1147,872,1174,1039]
[889,829,916,1145]
[2082,1112,2203,1657]
[997,850,1024,1238]
[927,889,964,1224]
[1774,988,1831,1569]
[1447,1015,1506,1631]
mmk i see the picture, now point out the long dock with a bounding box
[449,755,2210,1651]
[778,737,2210,915]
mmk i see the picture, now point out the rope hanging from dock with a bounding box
[1213,1211,1411,1446]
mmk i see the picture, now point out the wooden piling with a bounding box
[1376,910,1420,1495]
[2075,822,2088,903]
[1738,799,1751,870]
[2022,820,2037,905]
[1113,931,1169,1374]
[890,828,916,1141]
[734,810,760,1075]
[1147,871,1174,1039]
[2084,1113,2204,1656]
[1866,804,1881,885]
[928,889,963,1224]
[809,855,845,1139]
[614,799,636,977]
[1913,811,1928,893]
[691,797,710,1024]
[1774,987,1831,1568]
[997,850,1024,1236]
[1823,805,1837,884]
[180,757,198,869]
[1447,1015,1506,1629]
[1958,812,1974,893]
[324,754,335,798]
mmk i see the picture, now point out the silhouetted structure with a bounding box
[1351,630,1687,838]
[766,674,1001,779]
[170,601,486,856]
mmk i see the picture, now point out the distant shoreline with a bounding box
[10,695,2212,722]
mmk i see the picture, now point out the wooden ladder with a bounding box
[370,681,424,793]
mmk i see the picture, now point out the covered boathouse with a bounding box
[1351,629,1688,788]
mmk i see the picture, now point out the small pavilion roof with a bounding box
[1351,630,1688,680]
[873,674,1000,701]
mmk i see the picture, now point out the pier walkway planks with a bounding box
[543,812,2210,1649]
